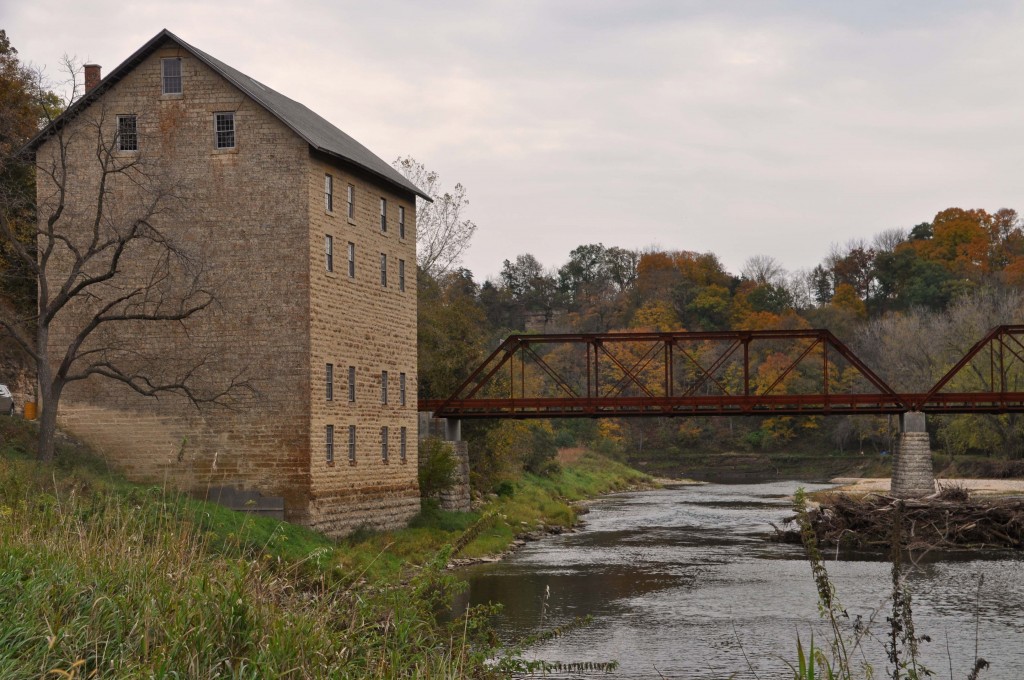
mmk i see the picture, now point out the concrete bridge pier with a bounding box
[890,411,936,498]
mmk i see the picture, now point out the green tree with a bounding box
[417,268,488,400]
[0,31,59,316]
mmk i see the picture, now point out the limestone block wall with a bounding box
[892,432,936,498]
[39,38,314,522]
[305,156,421,536]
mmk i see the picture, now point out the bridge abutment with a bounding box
[418,412,471,511]
[891,411,935,498]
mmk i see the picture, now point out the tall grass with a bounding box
[0,417,648,678]
[0,449,502,677]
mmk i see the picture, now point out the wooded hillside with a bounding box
[418,208,1024,488]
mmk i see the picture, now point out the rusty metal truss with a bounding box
[419,326,1024,419]
[907,324,1024,413]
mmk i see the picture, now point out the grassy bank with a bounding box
[0,417,649,677]
[340,451,652,576]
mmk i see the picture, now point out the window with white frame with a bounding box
[399,206,406,239]
[214,112,235,149]
[347,242,355,278]
[326,363,334,401]
[400,427,407,463]
[380,253,387,287]
[381,370,389,405]
[347,184,355,219]
[380,198,387,232]
[116,115,138,152]
[348,425,356,463]
[326,425,335,463]
[399,372,406,406]
[161,58,182,95]
[399,259,405,292]
[381,426,389,462]
[325,234,334,272]
[325,174,333,212]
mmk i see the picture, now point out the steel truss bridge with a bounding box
[421,325,1024,419]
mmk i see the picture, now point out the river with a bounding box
[461,481,1024,678]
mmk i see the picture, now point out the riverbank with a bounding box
[0,417,655,677]
[830,476,1024,496]
[345,448,656,573]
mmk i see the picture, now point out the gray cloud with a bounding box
[7,1,1024,279]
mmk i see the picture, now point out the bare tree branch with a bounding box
[392,156,477,277]
[0,57,250,462]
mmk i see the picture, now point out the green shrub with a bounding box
[417,436,457,499]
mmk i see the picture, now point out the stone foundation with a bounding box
[307,483,421,537]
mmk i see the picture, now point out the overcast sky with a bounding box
[5,1,1024,281]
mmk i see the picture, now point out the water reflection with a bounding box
[461,481,1024,679]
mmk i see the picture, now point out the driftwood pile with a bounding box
[774,487,1024,551]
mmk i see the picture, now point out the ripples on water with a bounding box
[461,481,1024,679]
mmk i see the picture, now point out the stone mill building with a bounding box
[27,29,427,536]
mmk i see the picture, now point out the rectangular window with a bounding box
[348,366,356,402]
[347,184,355,219]
[399,259,405,292]
[399,206,406,239]
[381,370,389,405]
[116,114,138,152]
[380,198,387,232]
[380,253,387,287]
[214,112,235,149]
[348,425,356,463]
[381,426,389,462]
[325,234,333,272]
[326,363,334,401]
[161,58,182,95]
[399,372,406,406]
[400,427,407,463]
[326,425,335,464]
[347,242,355,278]
[325,174,333,212]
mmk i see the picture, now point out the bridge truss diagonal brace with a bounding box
[917,324,1024,412]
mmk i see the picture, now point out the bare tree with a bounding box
[784,267,817,310]
[392,156,476,277]
[740,254,785,285]
[0,62,247,462]
[872,227,907,253]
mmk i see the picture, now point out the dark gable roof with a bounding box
[27,29,430,201]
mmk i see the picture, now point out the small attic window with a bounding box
[162,58,182,95]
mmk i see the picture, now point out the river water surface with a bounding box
[462,482,1024,678]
